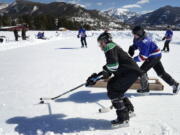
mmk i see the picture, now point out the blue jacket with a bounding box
[78,28,86,37]
[37,32,44,39]
[132,37,161,62]
[165,30,173,40]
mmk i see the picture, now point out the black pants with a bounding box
[107,71,139,99]
[140,56,176,86]
[22,34,27,40]
[81,37,87,48]
[0,38,3,43]
[107,71,139,121]
[15,35,18,41]
[163,40,170,52]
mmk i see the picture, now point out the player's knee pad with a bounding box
[111,97,126,111]
[123,97,134,112]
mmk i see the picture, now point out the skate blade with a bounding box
[129,112,136,118]
[111,122,129,129]
[173,87,180,95]
[99,108,111,113]
[138,92,150,96]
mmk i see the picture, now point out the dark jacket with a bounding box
[103,42,142,77]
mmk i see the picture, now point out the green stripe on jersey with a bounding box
[103,42,116,53]
[106,63,119,71]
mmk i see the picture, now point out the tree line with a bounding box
[0,15,92,30]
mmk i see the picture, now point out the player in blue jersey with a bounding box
[128,26,179,95]
[162,26,173,52]
[77,26,87,48]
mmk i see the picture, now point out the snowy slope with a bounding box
[0,3,8,10]
[0,30,180,135]
[104,8,140,22]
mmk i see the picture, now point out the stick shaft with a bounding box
[40,76,103,101]
[41,83,85,101]
[51,83,85,100]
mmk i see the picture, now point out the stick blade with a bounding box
[99,107,110,113]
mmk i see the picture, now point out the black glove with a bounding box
[162,37,166,41]
[77,35,80,38]
[86,73,99,86]
[128,45,135,57]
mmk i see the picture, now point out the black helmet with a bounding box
[167,25,171,29]
[97,32,112,43]
[132,26,145,37]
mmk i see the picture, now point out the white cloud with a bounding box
[55,0,80,4]
[97,2,103,6]
[55,0,87,8]
[75,3,86,8]
[68,0,81,4]
[137,0,150,4]
[55,0,65,2]
[122,0,150,9]
[122,4,141,9]
[85,3,92,7]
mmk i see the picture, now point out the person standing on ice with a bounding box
[21,24,28,40]
[128,26,179,95]
[77,27,87,48]
[162,26,173,52]
[86,32,142,128]
[13,29,19,41]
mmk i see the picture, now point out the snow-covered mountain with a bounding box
[104,8,140,22]
[0,3,8,10]
[0,0,128,30]
[104,6,180,30]
[127,6,180,28]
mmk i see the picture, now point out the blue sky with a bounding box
[2,0,180,13]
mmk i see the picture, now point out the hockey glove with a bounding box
[128,45,135,57]
[86,73,99,86]
[162,37,166,41]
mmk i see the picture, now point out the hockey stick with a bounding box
[40,83,85,104]
[39,76,103,104]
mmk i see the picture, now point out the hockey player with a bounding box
[77,27,87,48]
[128,26,179,95]
[162,26,173,52]
[86,32,142,128]
[13,29,19,41]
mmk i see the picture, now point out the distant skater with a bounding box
[162,26,173,52]
[22,24,28,40]
[14,29,19,41]
[77,27,87,48]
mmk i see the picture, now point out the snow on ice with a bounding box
[0,30,180,135]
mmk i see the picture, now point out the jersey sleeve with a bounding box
[132,38,138,50]
[133,41,149,62]
[104,49,119,72]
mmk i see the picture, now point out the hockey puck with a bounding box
[40,100,45,104]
